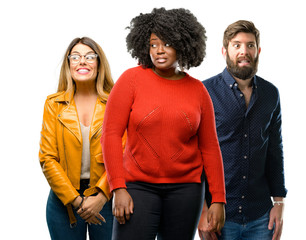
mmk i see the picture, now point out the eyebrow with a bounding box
[70,50,95,54]
[231,40,256,44]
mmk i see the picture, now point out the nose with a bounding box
[239,44,248,55]
[79,55,86,64]
[157,45,165,54]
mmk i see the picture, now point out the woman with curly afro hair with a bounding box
[101,8,226,240]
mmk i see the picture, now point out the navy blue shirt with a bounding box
[203,68,287,224]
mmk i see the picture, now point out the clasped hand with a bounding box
[73,192,107,225]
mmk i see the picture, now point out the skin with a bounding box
[69,43,108,225]
[198,32,284,240]
[149,33,185,80]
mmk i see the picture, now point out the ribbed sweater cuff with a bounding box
[211,191,226,204]
[109,178,127,192]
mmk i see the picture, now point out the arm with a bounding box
[198,86,226,232]
[266,94,287,240]
[101,70,135,223]
[39,98,79,205]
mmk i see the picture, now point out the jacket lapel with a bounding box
[90,97,105,140]
[56,95,82,143]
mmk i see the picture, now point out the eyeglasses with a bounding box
[68,54,98,64]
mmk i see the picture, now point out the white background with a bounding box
[1,0,305,239]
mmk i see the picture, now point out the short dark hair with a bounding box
[223,20,260,49]
[126,7,207,70]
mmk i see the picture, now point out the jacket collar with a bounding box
[56,92,106,143]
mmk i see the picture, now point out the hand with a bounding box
[206,203,225,233]
[269,203,284,240]
[198,201,221,240]
[77,192,108,225]
[112,188,134,224]
[198,206,218,240]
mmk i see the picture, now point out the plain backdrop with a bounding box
[1,0,305,239]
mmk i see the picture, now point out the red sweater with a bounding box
[101,66,226,203]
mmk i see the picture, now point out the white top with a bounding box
[80,122,90,179]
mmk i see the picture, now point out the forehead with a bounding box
[230,32,256,43]
[71,43,94,53]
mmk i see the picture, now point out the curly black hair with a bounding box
[126,8,207,70]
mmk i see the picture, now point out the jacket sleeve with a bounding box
[39,98,79,205]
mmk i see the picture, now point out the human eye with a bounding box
[86,54,96,60]
[165,43,171,47]
[248,43,255,48]
[151,44,157,48]
[70,54,80,61]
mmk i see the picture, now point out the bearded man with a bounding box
[198,20,287,240]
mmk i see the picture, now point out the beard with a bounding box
[226,52,259,80]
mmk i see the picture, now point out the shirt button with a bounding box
[230,84,233,88]
[239,206,242,209]
[244,155,248,159]
[241,195,245,199]
[244,134,248,138]
[240,93,243,97]
[243,176,246,179]
[239,210,242,213]
[234,83,238,87]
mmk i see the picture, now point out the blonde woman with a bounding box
[39,37,124,240]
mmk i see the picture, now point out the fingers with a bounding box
[272,219,283,240]
[112,188,134,224]
[76,197,107,225]
[114,206,127,224]
[207,203,225,233]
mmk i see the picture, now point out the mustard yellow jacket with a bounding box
[39,91,124,206]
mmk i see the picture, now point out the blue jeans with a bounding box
[112,181,204,240]
[46,190,113,240]
[218,210,273,240]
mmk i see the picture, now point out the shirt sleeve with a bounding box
[101,70,135,192]
[198,85,226,204]
[266,92,287,197]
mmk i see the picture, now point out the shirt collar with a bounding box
[222,68,258,89]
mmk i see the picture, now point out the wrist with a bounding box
[273,200,285,206]
[72,196,83,209]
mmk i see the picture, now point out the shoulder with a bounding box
[45,91,67,106]
[203,72,223,88]
[119,66,148,78]
[185,74,207,92]
[46,91,64,100]
[256,75,280,97]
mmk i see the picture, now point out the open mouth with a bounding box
[77,68,90,74]
[237,58,251,67]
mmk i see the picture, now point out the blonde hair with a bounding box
[57,37,114,103]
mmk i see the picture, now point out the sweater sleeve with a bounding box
[198,85,226,204]
[101,69,135,192]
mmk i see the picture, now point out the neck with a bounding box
[74,80,97,97]
[234,77,253,90]
[153,68,184,80]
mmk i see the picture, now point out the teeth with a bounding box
[78,69,89,73]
